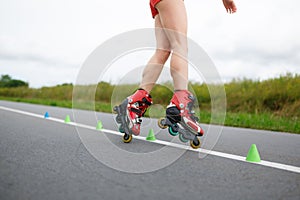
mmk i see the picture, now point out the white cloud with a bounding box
[187,0,300,82]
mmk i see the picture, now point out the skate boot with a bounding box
[158,90,204,149]
[114,89,152,143]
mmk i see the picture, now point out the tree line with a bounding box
[0,74,28,88]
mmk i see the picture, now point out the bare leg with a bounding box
[156,0,188,91]
[139,16,171,93]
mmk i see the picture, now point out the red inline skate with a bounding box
[114,89,152,143]
[158,90,204,149]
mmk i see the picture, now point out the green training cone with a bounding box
[64,115,71,123]
[96,121,103,130]
[146,129,156,141]
[246,144,261,162]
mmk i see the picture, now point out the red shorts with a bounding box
[149,0,162,18]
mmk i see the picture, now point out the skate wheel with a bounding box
[118,125,125,133]
[113,106,118,112]
[190,137,201,149]
[168,127,179,136]
[158,118,168,129]
[122,133,132,143]
[179,133,189,143]
[116,115,122,123]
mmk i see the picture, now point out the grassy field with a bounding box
[0,73,299,134]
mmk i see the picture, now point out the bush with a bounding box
[0,74,28,88]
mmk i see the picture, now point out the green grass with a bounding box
[199,111,299,134]
[1,73,299,134]
[0,96,113,113]
[1,96,299,134]
[0,96,73,108]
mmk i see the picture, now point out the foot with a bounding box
[116,89,152,136]
[168,90,204,136]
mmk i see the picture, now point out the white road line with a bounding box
[1,105,300,174]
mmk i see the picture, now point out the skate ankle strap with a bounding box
[142,97,152,106]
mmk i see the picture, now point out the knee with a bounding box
[155,49,171,63]
[167,33,188,55]
[170,40,188,56]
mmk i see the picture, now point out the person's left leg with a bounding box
[114,14,172,138]
[155,0,204,139]
[155,0,188,91]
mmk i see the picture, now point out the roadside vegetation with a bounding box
[0,73,299,133]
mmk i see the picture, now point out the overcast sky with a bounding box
[0,0,299,87]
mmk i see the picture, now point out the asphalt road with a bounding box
[0,100,299,200]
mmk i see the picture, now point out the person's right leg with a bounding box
[139,15,171,93]
[115,15,172,137]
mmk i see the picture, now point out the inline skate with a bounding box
[158,90,204,149]
[114,89,152,143]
